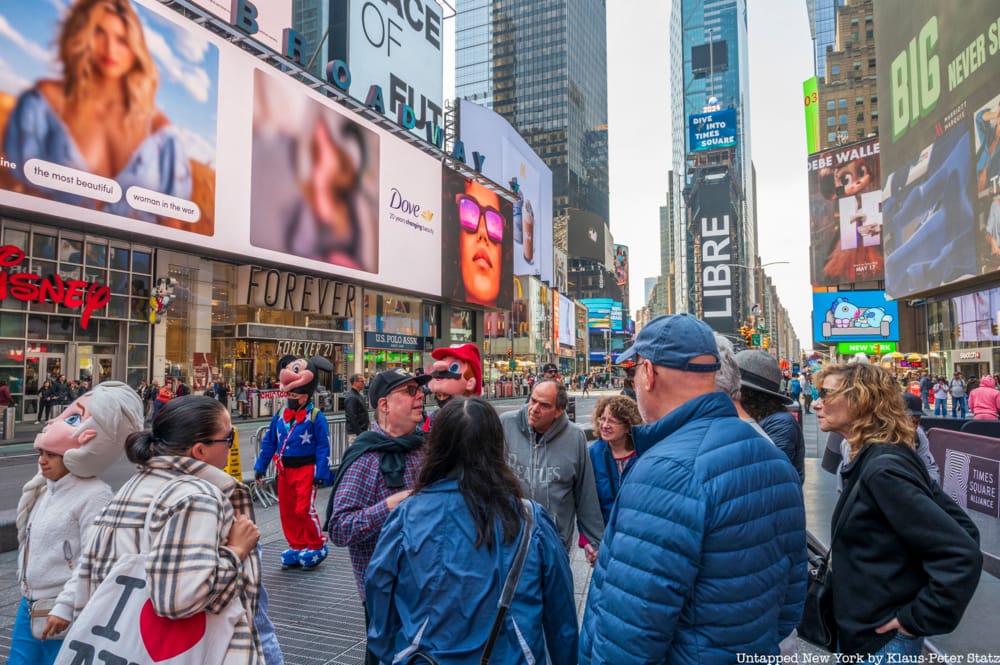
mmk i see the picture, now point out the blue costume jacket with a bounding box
[365,478,578,665]
[253,403,332,483]
[580,392,807,664]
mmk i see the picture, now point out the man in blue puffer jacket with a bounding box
[580,314,807,664]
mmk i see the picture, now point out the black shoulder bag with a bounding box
[408,499,535,665]
[798,476,861,650]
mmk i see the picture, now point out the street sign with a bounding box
[508,360,516,370]
[751,333,761,347]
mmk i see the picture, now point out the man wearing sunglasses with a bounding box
[327,367,430,665]
[456,179,505,307]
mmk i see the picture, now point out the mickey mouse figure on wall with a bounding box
[148,277,177,324]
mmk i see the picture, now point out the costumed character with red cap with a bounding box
[254,354,333,569]
[427,343,483,417]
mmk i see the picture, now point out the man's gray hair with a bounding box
[713,333,741,402]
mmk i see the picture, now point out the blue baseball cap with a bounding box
[617,313,720,373]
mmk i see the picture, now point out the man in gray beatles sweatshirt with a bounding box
[500,379,604,554]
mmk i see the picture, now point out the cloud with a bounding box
[0,57,30,93]
[0,14,54,67]
[143,22,211,103]
[44,0,69,12]
[174,27,210,65]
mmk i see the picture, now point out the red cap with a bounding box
[430,343,483,396]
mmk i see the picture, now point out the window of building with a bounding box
[828,132,838,143]
[827,100,836,110]
[839,114,848,124]
[827,116,837,127]
[856,96,864,106]
[831,64,840,75]
[857,112,865,121]
[839,98,847,108]
[853,61,862,71]
[868,59,876,69]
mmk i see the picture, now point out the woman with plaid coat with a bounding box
[73,396,265,664]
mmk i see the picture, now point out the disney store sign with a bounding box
[0,245,109,329]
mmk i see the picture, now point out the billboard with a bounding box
[567,209,608,264]
[334,0,444,139]
[689,109,737,152]
[440,167,514,309]
[690,173,739,335]
[952,286,1000,343]
[812,291,899,344]
[558,295,574,347]
[189,0,291,53]
[458,100,554,284]
[581,298,613,331]
[0,0,444,298]
[613,244,629,287]
[875,2,1000,298]
[807,138,884,286]
[803,77,820,154]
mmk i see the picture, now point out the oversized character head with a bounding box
[278,354,333,407]
[428,343,482,407]
[35,381,144,478]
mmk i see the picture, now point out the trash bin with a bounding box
[566,397,577,423]
[2,406,15,440]
[258,394,273,418]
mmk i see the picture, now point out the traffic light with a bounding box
[506,347,513,360]
[763,336,770,350]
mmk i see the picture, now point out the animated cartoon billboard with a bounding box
[813,290,899,344]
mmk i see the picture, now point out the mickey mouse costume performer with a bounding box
[254,354,333,569]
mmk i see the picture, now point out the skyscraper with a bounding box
[667,0,757,334]
[455,0,610,225]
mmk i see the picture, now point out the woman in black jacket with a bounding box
[36,380,57,424]
[814,362,981,658]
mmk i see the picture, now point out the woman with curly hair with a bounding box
[814,363,981,659]
[365,397,577,664]
[3,0,191,221]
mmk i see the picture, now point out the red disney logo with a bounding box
[0,244,110,329]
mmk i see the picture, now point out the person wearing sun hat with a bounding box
[11,382,143,665]
[579,313,806,664]
[735,349,805,483]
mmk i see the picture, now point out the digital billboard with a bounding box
[189,0,291,53]
[457,100,554,284]
[812,291,899,344]
[581,298,613,331]
[0,0,444,299]
[952,286,1000,343]
[874,2,1000,298]
[689,109,737,152]
[806,138,884,286]
[558,295,575,347]
[567,209,608,264]
[803,77,820,155]
[440,167,514,309]
[689,172,739,335]
[613,244,629,287]
[332,0,444,140]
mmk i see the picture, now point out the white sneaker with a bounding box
[33,420,40,424]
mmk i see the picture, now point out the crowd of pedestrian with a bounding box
[8,313,986,664]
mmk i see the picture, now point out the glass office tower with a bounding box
[455,0,609,223]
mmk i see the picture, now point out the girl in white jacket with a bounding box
[10,382,143,665]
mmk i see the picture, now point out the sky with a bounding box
[605,1,816,348]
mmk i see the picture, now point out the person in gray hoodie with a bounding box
[500,379,604,554]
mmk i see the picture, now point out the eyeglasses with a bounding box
[390,384,423,398]
[457,194,504,243]
[203,428,236,448]
[817,388,839,400]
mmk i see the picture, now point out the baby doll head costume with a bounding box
[17,381,145,543]
[428,343,483,407]
[278,354,333,410]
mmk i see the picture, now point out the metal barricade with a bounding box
[248,425,278,507]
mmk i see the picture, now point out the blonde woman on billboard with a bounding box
[3,0,191,221]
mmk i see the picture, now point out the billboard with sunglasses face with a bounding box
[441,166,514,309]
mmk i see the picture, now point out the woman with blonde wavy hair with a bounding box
[813,362,981,660]
[4,0,191,220]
